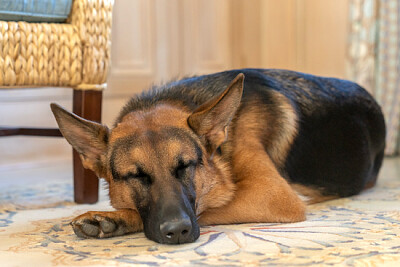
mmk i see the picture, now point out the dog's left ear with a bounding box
[50,103,109,178]
[188,73,244,155]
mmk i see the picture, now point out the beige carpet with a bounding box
[1,159,400,266]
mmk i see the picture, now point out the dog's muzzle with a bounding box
[142,194,200,244]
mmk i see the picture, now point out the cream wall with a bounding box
[0,0,349,168]
[260,0,349,77]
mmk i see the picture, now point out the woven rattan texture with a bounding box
[0,0,113,89]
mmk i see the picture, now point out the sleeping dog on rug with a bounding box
[51,69,386,244]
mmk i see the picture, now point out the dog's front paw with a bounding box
[71,211,138,239]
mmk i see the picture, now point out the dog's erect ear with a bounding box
[50,103,109,178]
[188,73,244,155]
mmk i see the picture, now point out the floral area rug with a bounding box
[1,162,400,266]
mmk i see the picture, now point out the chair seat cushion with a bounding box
[0,0,72,23]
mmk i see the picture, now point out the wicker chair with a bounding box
[0,0,114,204]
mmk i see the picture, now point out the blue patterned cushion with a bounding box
[0,0,73,23]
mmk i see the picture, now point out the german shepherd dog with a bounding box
[51,69,386,244]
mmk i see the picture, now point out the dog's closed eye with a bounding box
[123,169,152,186]
[175,160,196,180]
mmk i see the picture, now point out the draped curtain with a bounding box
[347,0,400,155]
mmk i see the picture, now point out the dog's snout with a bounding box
[160,218,192,244]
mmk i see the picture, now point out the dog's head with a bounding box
[51,74,244,244]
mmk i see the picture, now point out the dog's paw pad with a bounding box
[70,220,99,238]
[94,215,117,234]
[80,221,100,237]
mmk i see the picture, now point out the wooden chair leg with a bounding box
[72,89,103,204]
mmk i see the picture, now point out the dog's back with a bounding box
[117,69,386,199]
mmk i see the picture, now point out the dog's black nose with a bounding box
[160,218,192,244]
